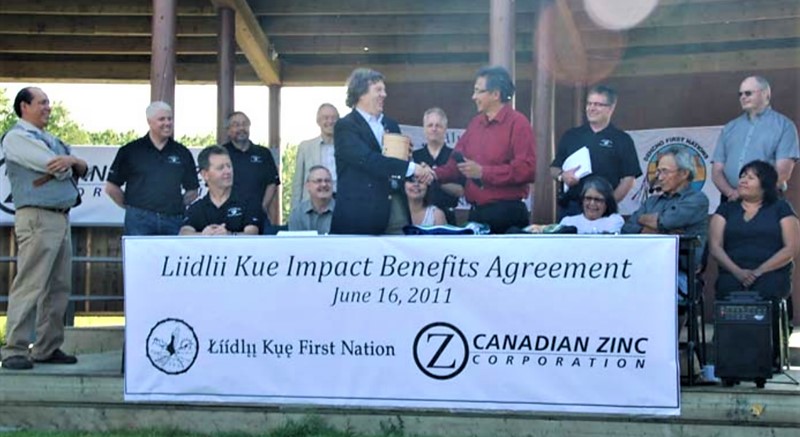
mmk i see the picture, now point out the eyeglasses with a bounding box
[473,88,490,95]
[229,122,250,128]
[308,178,332,185]
[582,196,606,204]
[738,90,759,97]
[586,101,611,108]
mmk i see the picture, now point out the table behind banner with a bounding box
[123,234,681,416]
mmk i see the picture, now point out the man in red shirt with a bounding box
[433,66,537,233]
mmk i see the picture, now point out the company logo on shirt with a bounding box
[167,155,181,165]
[599,139,614,148]
[249,156,263,164]
[227,207,243,218]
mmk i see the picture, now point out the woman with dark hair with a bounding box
[558,176,624,233]
[405,178,446,226]
[710,160,799,373]
[710,160,800,300]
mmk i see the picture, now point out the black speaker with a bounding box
[715,299,773,382]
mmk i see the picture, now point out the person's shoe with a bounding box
[33,349,78,365]
[2,355,34,370]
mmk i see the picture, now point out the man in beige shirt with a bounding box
[292,103,339,210]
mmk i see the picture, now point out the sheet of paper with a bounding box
[562,146,592,191]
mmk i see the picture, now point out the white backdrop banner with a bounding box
[124,235,680,415]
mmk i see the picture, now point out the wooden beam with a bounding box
[248,0,536,15]
[259,14,536,36]
[0,0,216,16]
[269,34,532,55]
[0,34,222,55]
[585,18,800,50]
[0,14,216,36]
[213,0,280,85]
[551,0,588,87]
[574,0,800,29]
[2,47,797,84]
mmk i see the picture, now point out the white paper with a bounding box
[562,146,593,191]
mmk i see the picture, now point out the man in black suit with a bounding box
[331,68,433,235]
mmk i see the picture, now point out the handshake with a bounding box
[412,162,437,185]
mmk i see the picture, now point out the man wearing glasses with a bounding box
[712,76,799,202]
[222,111,281,228]
[432,66,536,234]
[550,85,641,219]
[288,165,335,234]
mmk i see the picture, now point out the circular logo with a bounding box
[145,318,199,375]
[645,142,707,193]
[413,322,469,380]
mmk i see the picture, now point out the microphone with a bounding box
[452,151,483,188]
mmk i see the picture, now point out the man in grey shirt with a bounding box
[1,87,87,370]
[623,146,709,249]
[712,76,799,201]
[288,165,335,234]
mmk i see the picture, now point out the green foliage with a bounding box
[88,129,140,146]
[280,144,299,224]
[177,132,218,148]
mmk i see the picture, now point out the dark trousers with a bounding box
[469,200,528,234]
[124,206,183,236]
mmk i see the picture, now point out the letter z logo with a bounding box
[413,322,469,380]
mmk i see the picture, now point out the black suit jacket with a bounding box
[330,109,410,235]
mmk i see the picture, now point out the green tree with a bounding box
[280,143,298,224]
[177,132,217,148]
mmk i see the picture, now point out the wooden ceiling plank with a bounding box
[0,14,216,36]
[0,34,221,55]
[248,0,535,15]
[574,0,800,29]
[585,17,800,50]
[0,0,215,16]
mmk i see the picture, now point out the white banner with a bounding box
[124,235,680,415]
[0,145,205,226]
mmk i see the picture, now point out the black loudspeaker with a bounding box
[715,299,773,384]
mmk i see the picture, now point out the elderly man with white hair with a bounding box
[106,101,199,235]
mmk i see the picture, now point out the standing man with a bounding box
[292,103,339,210]
[550,85,641,219]
[180,146,260,236]
[288,165,335,234]
[223,111,281,227]
[106,101,199,235]
[331,68,432,235]
[712,76,799,201]
[433,66,536,234]
[1,87,87,370]
[413,107,464,225]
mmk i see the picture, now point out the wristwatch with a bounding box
[556,173,563,182]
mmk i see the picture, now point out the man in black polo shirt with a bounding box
[106,101,199,235]
[412,107,464,225]
[550,85,641,219]
[222,111,280,228]
[180,146,260,235]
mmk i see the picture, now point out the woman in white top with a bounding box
[405,177,447,226]
[559,176,624,234]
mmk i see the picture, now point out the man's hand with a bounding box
[726,190,740,201]
[414,163,435,185]
[46,156,76,174]
[561,165,581,187]
[201,224,228,236]
[457,158,482,180]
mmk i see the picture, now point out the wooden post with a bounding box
[150,0,177,108]
[573,82,586,127]
[268,85,281,225]
[489,0,516,85]
[217,7,236,145]
[532,0,556,224]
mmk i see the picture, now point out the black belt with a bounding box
[21,205,70,214]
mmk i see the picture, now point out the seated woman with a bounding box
[709,160,800,369]
[558,176,624,234]
[405,177,447,226]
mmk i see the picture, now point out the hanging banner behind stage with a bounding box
[124,235,680,416]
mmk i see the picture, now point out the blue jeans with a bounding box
[124,206,183,236]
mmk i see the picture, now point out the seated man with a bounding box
[622,146,709,247]
[180,146,260,236]
[288,165,335,234]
